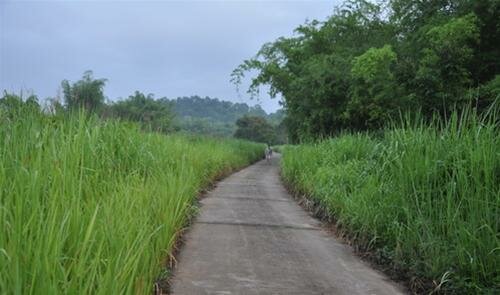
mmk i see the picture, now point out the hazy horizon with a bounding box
[1,0,339,113]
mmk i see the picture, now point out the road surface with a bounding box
[170,155,404,294]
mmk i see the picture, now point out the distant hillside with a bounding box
[170,96,284,137]
[172,96,268,122]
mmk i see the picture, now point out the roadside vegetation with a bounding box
[2,0,498,293]
[236,0,499,293]
[281,109,499,293]
[0,94,263,293]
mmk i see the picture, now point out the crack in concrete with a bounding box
[210,196,292,203]
[195,220,320,231]
[218,182,284,188]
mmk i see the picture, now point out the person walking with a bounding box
[265,145,272,163]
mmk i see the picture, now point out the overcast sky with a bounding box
[1,0,339,113]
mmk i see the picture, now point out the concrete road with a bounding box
[170,155,405,295]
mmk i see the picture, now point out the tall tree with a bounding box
[61,71,107,112]
[232,0,394,141]
[347,45,404,129]
[234,0,499,141]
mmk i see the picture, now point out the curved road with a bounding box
[171,155,404,294]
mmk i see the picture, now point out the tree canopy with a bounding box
[62,71,107,112]
[108,91,175,133]
[234,115,277,144]
[170,96,283,138]
[172,96,268,123]
[233,0,499,142]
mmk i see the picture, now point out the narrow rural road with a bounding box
[171,155,404,294]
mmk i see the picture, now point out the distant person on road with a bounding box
[265,145,272,163]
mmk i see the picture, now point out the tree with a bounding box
[0,92,40,114]
[171,96,270,124]
[167,96,284,137]
[233,0,499,141]
[347,45,404,129]
[234,116,276,144]
[232,0,394,141]
[415,14,480,115]
[62,71,107,112]
[110,91,174,133]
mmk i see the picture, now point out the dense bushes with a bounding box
[281,110,499,293]
[0,108,263,293]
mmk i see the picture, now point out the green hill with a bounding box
[170,96,284,137]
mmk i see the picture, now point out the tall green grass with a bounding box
[281,110,499,293]
[0,108,263,294]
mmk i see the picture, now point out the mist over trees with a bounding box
[233,0,499,142]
